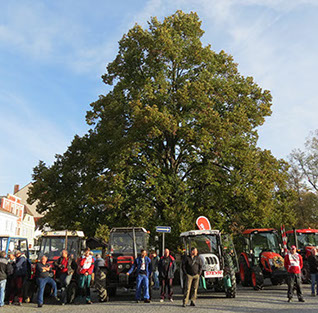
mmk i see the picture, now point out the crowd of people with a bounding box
[0,246,204,308]
[1,244,317,308]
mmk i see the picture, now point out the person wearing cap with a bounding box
[308,247,318,296]
[284,245,304,302]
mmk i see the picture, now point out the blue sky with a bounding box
[1,0,318,194]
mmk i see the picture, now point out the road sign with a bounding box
[196,216,211,230]
[156,226,171,233]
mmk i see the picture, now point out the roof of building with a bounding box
[14,183,43,218]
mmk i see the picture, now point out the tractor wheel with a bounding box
[301,261,311,284]
[67,281,77,304]
[239,256,250,287]
[251,266,264,290]
[224,254,237,298]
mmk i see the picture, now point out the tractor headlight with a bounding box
[126,264,130,269]
[269,259,273,266]
[118,264,123,270]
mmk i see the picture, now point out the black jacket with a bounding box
[158,255,176,279]
[308,254,318,274]
[0,257,13,281]
[182,255,203,276]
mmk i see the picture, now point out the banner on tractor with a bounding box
[196,216,211,230]
[204,270,223,278]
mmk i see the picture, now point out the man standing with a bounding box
[158,248,176,302]
[127,249,152,303]
[36,255,59,307]
[0,251,13,307]
[78,248,94,304]
[284,245,305,302]
[308,247,318,296]
[182,247,202,307]
[9,250,28,305]
[94,254,108,302]
[54,250,75,304]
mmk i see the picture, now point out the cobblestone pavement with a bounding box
[2,280,318,313]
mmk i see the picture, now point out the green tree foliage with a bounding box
[28,11,295,248]
[289,130,318,227]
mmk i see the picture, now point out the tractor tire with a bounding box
[301,261,311,284]
[251,266,264,290]
[239,256,250,287]
[67,281,77,304]
[224,254,237,298]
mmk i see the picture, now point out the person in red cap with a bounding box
[284,245,304,302]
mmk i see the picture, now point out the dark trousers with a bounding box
[78,274,92,301]
[59,273,73,304]
[9,276,24,303]
[287,273,303,300]
[160,277,173,300]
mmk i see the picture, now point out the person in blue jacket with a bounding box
[127,249,152,303]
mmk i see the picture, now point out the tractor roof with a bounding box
[286,229,318,234]
[110,227,148,233]
[42,230,85,237]
[180,230,220,237]
[243,228,276,235]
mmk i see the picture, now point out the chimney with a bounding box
[14,184,19,194]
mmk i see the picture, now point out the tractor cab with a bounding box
[106,227,150,297]
[0,235,29,258]
[37,230,85,261]
[239,228,286,289]
[180,230,237,298]
[244,229,282,258]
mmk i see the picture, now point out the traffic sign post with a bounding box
[156,226,171,256]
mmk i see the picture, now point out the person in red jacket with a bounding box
[284,245,304,302]
[78,248,94,304]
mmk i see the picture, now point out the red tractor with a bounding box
[239,228,287,290]
[105,227,150,297]
[286,229,318,283]
[28,230,86,303]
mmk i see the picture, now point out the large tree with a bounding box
[28,11,295,247]
[289,130,318,227]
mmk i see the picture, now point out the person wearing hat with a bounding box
[284,245,304,302]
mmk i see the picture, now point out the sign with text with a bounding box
[204,270,223,278]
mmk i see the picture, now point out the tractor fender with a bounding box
[240,252,250,268]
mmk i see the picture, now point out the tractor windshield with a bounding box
[38,236,81,260]
[110,231,149,255]
[250,232,280,256]
[296,233,318,249]
[0,237,29,257]
[186,234,219,255]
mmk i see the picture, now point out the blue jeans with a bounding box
[311,273,318,294]
[153,271,160,289]
[37,277,57,305]
[0,279,6,307]
[136,274,149,300]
